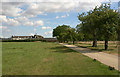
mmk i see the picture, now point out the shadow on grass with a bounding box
[77,45,114,52]
[91,48,114,51]
[50,46,78,53]
[78,46,91,48]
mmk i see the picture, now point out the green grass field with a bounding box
[2,42,118,75]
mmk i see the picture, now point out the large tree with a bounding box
[117,13,120,41]
[76,24,93,41]
[78,6,101,47]
[98,3,119,50]
[77,3,119,50]
[53,25,70,42]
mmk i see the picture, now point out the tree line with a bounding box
[53,3,120,50]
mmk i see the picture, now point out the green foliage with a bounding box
[53,25,78,43]
[77,2,119,49]
[77,3,119,41]
[66,28,78,41]
[98,4,119,40]
[53,25,70,42]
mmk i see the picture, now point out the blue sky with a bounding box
[0,0,119,38]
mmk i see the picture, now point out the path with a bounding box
[60,43,119,71]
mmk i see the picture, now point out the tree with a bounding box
[98,3,119,50]
[117,14,120,41]
[53,25,70,42]
[77,3,119,50]
[76,24,93,41]
[66,28,78,44]
[78,7,101,47]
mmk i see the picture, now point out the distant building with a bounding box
[43,38,57,42]
[118,1,120,13]
[11,34,43,40]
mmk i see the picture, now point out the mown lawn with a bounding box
[2,42,118,75]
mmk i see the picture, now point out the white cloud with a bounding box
[61,15,66,18]
[42,26,52,30]
[44,31,52,35]
[15,16,28,23]
[7,18,20,26]
[24,21,34,26]
[56,16,59,19]
[1,1,102,18]
[34,20,44,26]
[0,26,7,29]
[1,2,24,17]
[1,0,119,2]
[0,15,8,24]
[56,13,69,19]
[0,14,44,27]
[0,15,20,26]
[24,20,44,26]
[21,1,102,17]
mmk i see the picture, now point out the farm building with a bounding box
[11,35,43,40]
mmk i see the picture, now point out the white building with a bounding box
[11,35,43,40]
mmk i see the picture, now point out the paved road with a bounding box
[60,43,119,71]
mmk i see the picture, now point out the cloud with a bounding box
[0,26,7,29]
[44,31,52,35]
[22,2,76,17]
[21,1,102,17]
[0,15,20,26]
[1,2,24,17]
[0,15,8,23]
[1,0,120,2]
[1,1,102,18]
[24,21,34,26]
[24,20,44,26]
[2,0,118,18]
[0,14,44,26]
[34,20,44,26]
[42,26,52,30]
[56,13,69,19]
[56,16,59,19]
[7,18,20,26]
[61,15,66,18]
[15,16,28,23]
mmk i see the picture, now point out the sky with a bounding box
[0,0,120,38]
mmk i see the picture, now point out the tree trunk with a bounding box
[73,41,75,44]
[118,31,120,41]
[67,41,68,43]
[105,39,108,50]
[92,33,97,47]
